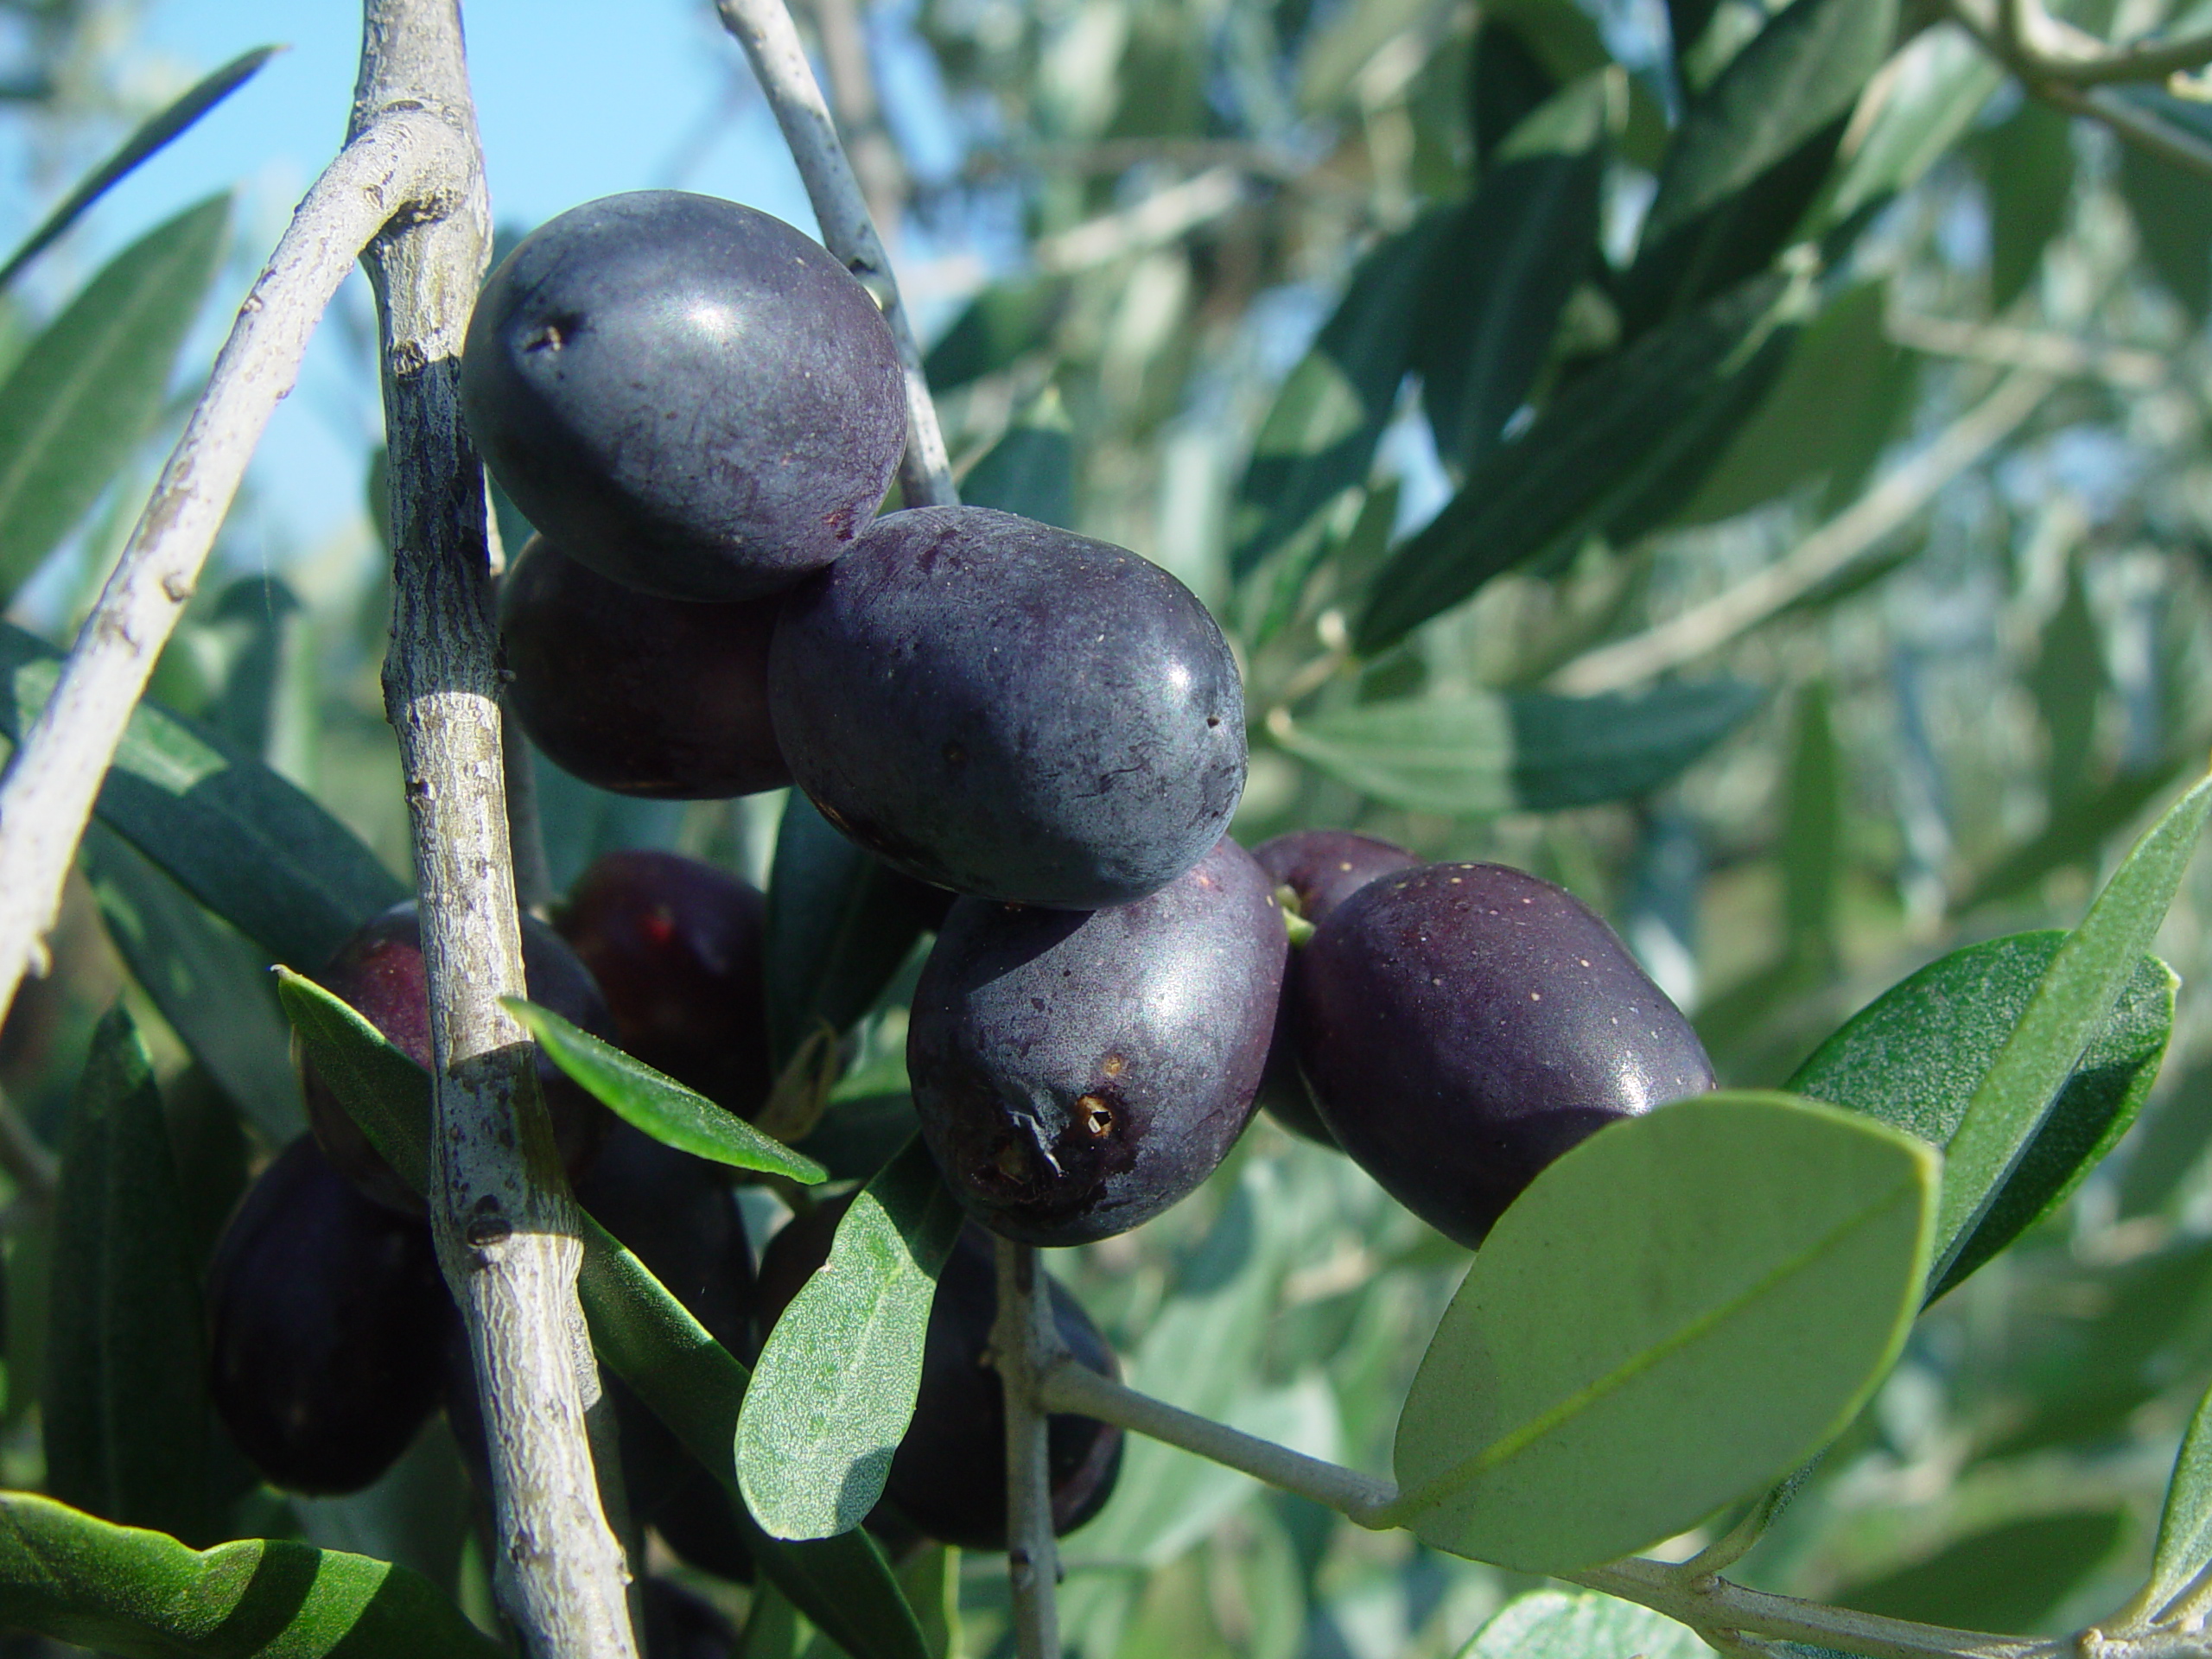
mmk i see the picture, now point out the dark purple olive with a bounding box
[1298,862,1715,1247]
[501,536,789,800]
[302,901,617,1218]
[556,850,772,1118]
[1250,830,1421,1147]
[908,836,1286,1246]
[758,1202,1122,1550]
[208,1135,455,1494]
[463,191,906,601]
[769,505,1246,908]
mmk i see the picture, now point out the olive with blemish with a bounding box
[1249,830,1421,1147]
[769,505,1247,908]
[757,1201,1123,1550]
[556,849,773,1117]
[208,1135,456,1494]
[907,836,1286,1246]
[301,901,617,1218]
[1297,861,1715,1248]
[463,191,906,601]
[501,535,789,800]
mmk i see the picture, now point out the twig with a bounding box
[1954,0,2212,85]
[806,0,907,242]
[353,3,635,1656]
[714,0,955,508]
[0,111,456,1038]
[1885,310,2165,389]
[1549,368,2053,696]
[994,1240,1064,1659]
[1037,1355,1400,1525]
[501,706,554,916]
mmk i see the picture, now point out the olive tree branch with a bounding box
[993,1242,1066,1659]
[1952,0,2212,86]
[0,110,454,1038]
[1039,1355,2212,1659]
[353,3,635,1656]
[713,0,955,508]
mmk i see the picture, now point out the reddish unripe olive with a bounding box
[1297,862,1715,1247]
[208,1135,455,1494]
[1249,830,1421,1147]
[463,191,905,601]
[908,837,1287,1246]
[500,536,789,800]
[758,1201,1122,1550]
[302,901,616,1218]
[556,849,773,1117]
[769,505,1247,908]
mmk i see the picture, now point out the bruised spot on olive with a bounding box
[1101,1054,1127,1077]
[944,742,966,766]
[1077,1095,1116,1138]
[524,316,575,353]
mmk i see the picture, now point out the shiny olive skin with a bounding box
[500,536,789,800]
[302,901,616,1218]
[769,505,1247,908]
[208,1135,455,1494]
[908,836,1286,1246]
[758,1202,1122,1550]
[1249,830,1421,1147]
[463,192,905,601]
[556,850,772,1117]
[1297,862,1715,1248]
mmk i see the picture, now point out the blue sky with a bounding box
[3,0,842,571]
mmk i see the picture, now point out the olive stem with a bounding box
[0,109,461,1039]
[1038,1360,2183,1659]
[354,3,637,1655]
[994,1237,1063,1659]
[713,0,957,510]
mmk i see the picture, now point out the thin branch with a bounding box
[1549,368,2053,696]
[1886,309,2165,389]
[714,0,955,508]
[1037,1354,1401,1525]
[806,0,907,241]
[0,112,453,1037]
[1954,0,2212,85]
[353,3,635,1656]
[994,1239,1064,1659]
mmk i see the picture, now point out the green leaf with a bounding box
[42,1007,211,1546]
[2151,1382,2212,1618]
[1469,18,1559,168]
[1955,752,2196,914]
[1351,273,1793,657]
[1930,772,2212,1287]
[501,996,826,1183]
[1456,1589,1707,1658]
[0,619,406,969]
[1643,0,1896,246]
[764,793,931,1068]
[1976,96,2074,312]
[959,387,1074,529]
[1782,681,1840,969]
[1790,932,2173,1299]
[1833,1511,2126,1632]
[1387,1092,1936,1574]
[1674,282,1912,524]
[1230,213,1450,580]
[1415,152,1601,470]
[0,195,229,600]
[0,1490,500,1659]
[0,48,276,289]
[736,1137,964,1540]
[2117,90,2212,319]
[922,279,1066,393]
[276,972,929,1659]
[1823,25,2003,230]
[1268,681,1761,817]
[81,822,303,1144]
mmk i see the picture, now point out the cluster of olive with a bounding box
[207,188,1715,1578]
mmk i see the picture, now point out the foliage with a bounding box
[7,0,2212,1655]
